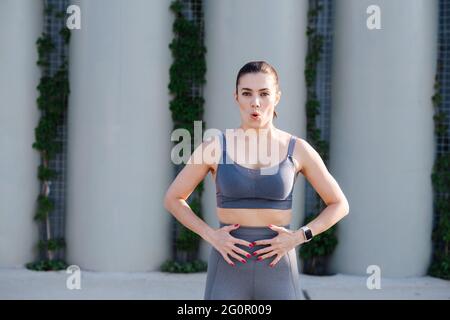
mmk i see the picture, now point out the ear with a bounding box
[275,90,281,105]
[233,91,239,103]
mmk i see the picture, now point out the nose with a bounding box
[251,97,260,108]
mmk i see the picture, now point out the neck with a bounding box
[238,122,276,136]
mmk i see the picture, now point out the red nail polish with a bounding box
[269,264,274,267]
[249,243,254,248]
[234,224,239,227]
[257,257,262,261]
[252,242,256,246]
[229,262,235,267]
[252,252,257,256]
[241,259,246,263]
[246,254,251,258]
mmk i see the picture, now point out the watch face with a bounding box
[305,228,313,240]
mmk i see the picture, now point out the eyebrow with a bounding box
[241,88,270,92]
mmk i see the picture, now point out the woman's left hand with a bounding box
[252,224,302,267]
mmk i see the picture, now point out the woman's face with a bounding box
[234,72,281,128]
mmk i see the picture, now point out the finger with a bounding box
[226,223,240,231]
[220,252,236,267]
[269,255,282,268]
[229,251,247,264]
[235,238,254,248]
[232,245,252,259]
[252,246,273,257]
[257,250,277,261]
[252,238,273,246]
[268,224,286,232]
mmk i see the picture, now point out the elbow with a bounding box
[163,191,174,212]
[164,190,184,212]
[341,198,350,216]
[163,186,188,212]
[330,198,349,218]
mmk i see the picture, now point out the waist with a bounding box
[219,222,291,236]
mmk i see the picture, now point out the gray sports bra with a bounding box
[215,131,299,209]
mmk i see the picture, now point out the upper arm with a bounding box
[295,138,349,210]
[164,135,220,203]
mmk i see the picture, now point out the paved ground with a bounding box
[0,267,449,300]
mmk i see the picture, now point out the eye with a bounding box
[242,92,269,96]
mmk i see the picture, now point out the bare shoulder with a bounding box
[291,136,312,174]
[186,134,222,169]
[291,136,329,175]
[275,129,304,173]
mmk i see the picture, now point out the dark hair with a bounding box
[235,61,280,118]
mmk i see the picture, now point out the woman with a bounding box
[164,61,349,300]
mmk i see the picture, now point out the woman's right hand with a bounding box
[209,224,253,266]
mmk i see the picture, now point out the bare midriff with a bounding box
[217,207,292,227]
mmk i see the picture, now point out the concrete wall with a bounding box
[329,0,437,276]
[66,0,173,271]
[0,0,43,267]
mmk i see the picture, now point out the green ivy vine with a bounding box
[299,0,338,275]
[161,0,207,273]
[428,61,450,280]
[26,3,70,271]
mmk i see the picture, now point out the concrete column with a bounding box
[0,0,43,267]
[66,0,173,271]
[329,0,437,276]
[200,0,309,262]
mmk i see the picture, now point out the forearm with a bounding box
[293,201,349,245]
[164,196,216,244]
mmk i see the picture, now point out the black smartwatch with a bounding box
[300,226,313,242]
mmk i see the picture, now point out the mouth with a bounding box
[250,112,261,119]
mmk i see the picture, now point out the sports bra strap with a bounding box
[221,132,227,159]
[287,135,296,157]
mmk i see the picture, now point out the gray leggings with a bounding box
[204,222,302,300]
